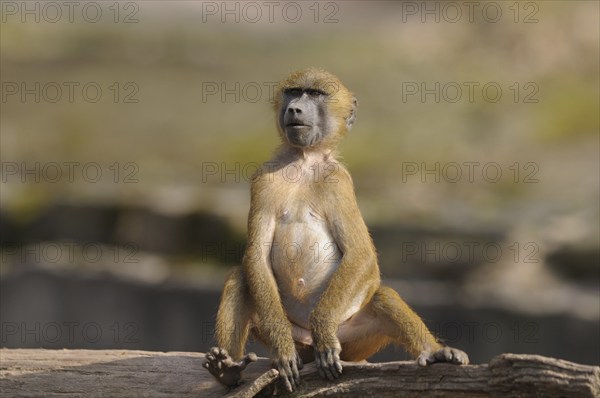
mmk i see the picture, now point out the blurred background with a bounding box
[1,1,598,365]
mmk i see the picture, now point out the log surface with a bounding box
[0,349,598,397]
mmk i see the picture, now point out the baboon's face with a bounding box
[279,88,333,148]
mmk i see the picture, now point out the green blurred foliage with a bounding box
[1,1,598,239]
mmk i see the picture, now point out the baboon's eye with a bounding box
[307,89,326,97]
[286,88,302,96]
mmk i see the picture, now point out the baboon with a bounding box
[204,68,468,392]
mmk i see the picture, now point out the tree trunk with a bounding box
[0,349,598,397]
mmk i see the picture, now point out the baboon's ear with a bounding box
[345,97,358,131]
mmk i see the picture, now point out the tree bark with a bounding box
[0,349,598,397]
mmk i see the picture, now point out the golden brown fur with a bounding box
[206,68,468,392]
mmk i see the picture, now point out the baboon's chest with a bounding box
[269,197,342,327]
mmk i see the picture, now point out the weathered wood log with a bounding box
[0,349,598,397]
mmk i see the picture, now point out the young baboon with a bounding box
[204,68,468,392]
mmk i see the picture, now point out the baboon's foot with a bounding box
[417,346,469,366]
[203,347,257,387]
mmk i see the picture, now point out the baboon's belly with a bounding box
[270,210,342,329]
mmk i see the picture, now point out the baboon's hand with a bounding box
[273,351,303,392]
[313,336,342,381]
[417,346,469,366]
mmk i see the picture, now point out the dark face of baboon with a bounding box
[279,87,332,148]
[274,68,357,150]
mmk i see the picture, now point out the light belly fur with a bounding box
[270,210,346,329]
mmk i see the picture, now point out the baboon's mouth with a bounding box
[287,123,310,128]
